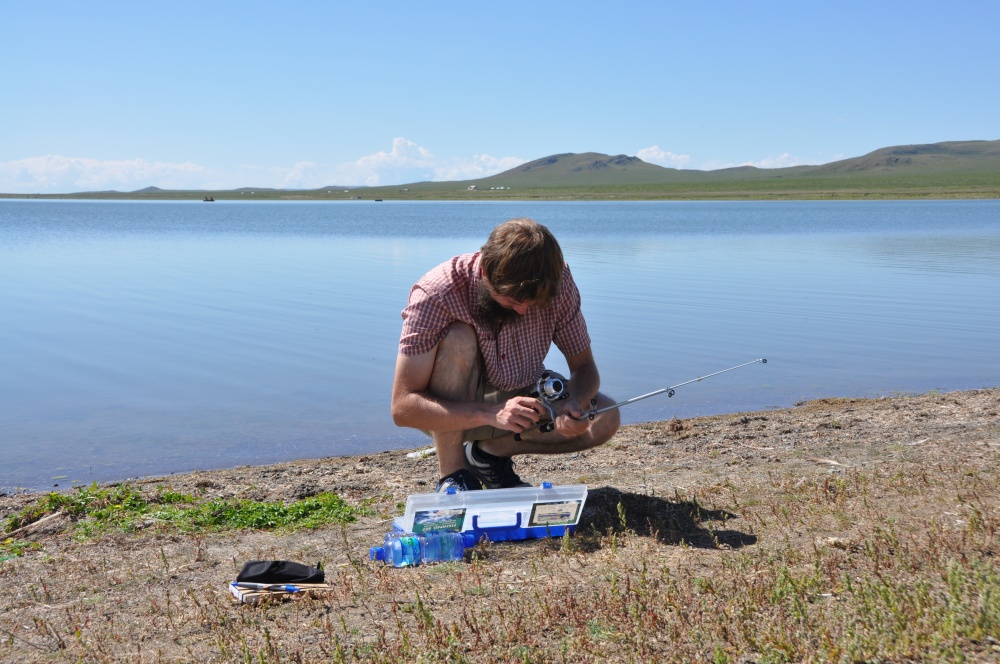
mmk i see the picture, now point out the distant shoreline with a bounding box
[3,190,1000,202]
[3,386,998,499]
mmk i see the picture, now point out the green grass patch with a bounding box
[0,538,42,560]
[4,482,372,539]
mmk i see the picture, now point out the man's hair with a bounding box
[480,218,563,307]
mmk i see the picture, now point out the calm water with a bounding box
[1,199,998,491]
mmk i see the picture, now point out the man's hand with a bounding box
[495,396,544,433]
[550,397,591,437]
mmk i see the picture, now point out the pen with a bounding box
[232,582,301,593]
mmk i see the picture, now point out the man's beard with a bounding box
[475,281,516,331]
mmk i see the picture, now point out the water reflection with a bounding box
[850,234,1000,276]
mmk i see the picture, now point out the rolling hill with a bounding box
[471,139,1000,189]
[4,140,999,201]
[810,140,1000,174]
[444,139,1000,199]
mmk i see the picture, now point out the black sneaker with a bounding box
[464,441,531,489]
[435,468,484,493]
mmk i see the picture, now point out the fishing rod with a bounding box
[580,357,767,420]
[412,361,765,455]
[515,358,767,439]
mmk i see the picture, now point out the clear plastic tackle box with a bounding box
[393,482,588,542]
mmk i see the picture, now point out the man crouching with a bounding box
[391,218,620,491]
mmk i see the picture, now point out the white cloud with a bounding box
[338,137,438,186]
[0,139,525,193]
[740,153,809,169]
[433,154,525,182]
[636,146,691,169]
[356,137,435,170]
[280,139,521,188]
[340,140,524,185]
[0,155,213,193]
[699,152,820,171]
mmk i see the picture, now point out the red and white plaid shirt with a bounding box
[399,252,591,391]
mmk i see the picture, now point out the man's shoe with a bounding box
[435,468,485,493]
[464,441,531,489]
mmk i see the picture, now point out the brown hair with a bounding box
[480,218,564,307]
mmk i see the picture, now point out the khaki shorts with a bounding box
[462,381,532,442]
[421,376,533,442]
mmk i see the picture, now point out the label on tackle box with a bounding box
[528,500,583,527]
[412,508,466,534]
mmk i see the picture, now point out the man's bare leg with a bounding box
[425,322,481,478]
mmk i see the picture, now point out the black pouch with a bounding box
[236,560,324,584]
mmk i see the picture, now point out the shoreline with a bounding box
[4,192,1000,202]
[0,384,985,500]
[3,386,997,508]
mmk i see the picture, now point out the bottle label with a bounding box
[528,500,582,527]
[412,508,466,534]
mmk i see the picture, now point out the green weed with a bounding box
[0,538,42,560]
[4,482,371,539]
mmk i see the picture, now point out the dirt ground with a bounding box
[2,387,999,662]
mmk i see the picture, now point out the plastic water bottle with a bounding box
[369,531,476,567]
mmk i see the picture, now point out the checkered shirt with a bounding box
[399,252,591,391]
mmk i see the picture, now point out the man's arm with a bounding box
[551,347,601,436]
[391,349,543,434]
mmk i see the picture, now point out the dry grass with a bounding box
[2,388,999,662]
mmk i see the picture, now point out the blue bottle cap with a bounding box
[370,546,385,561]
[542,481,553,489]
[446,486,457,495]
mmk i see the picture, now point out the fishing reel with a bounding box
[531,370,568,404]
[529,370,569,433]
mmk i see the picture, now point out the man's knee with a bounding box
[436,322,478,366]
[595,408,621,445]
[428,322,481,401]
[590,394,621,446]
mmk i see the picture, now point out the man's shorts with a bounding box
[461,380,533,442]
[419,377,533,442]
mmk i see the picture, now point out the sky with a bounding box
[2,1,998,194]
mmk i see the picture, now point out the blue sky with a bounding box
[3,1,997,193]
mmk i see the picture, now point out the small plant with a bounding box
[0,538,42,560]
[560,528,578,554]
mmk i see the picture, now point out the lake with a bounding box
[1,199,998,491]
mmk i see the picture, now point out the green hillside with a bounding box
[457,139,1000,200]
[470,140,1000,189]
[5,140,999,201]
[811,140,1000,175]
[476,153,695,187]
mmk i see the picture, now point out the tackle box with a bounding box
[394,482,588,542]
